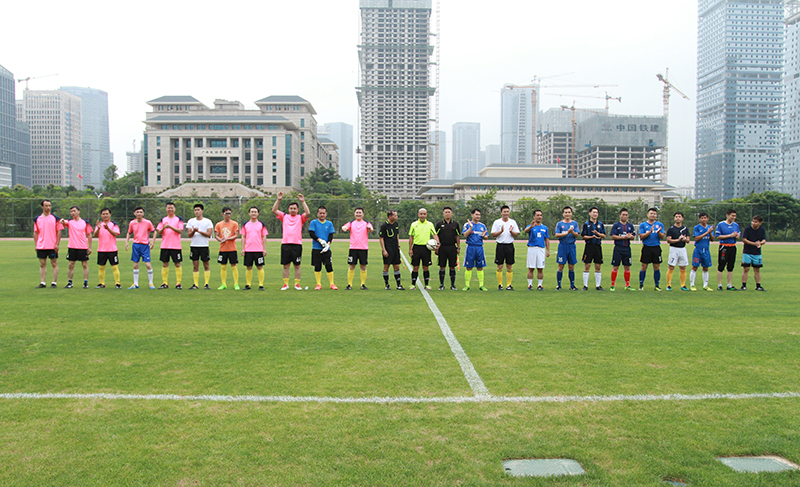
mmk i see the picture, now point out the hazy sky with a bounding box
[4,0,697,186]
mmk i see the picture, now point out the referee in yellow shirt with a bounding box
[409,208,439,290]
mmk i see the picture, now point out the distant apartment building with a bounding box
[783,7,800,199]
[429,130,446,180]
[126,147,143,174]
[318,122,354,180]
[501,84,537,164]
[0,65,31,188]
[60,86,111,188]
[484,144,501,167]
[452,122,480,180]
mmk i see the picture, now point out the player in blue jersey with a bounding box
[714,209,740,291]
[308,206,338,290]
[609,208,635,291]
[462,208,489,291]
[638,207,665,291]
[554,206,581,290]
[690,211,715,291]
[580,206,606,291]
[523,209,550,290]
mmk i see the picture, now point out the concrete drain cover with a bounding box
[502,459,585,477]
[717,456,799,473]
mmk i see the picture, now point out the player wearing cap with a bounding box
[33,199,63,288]
[215,207,240,290]
[187,203,214,290]
[273,192,311,290]
[408,208,439,290]
[155,201,185,289]
[308,206,338,290]
[342,207,374,290]
[60,205,93,289]
[124,206,156,289]
[93,207,121,288]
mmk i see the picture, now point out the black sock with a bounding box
[439,269,445,286]
[411,271,418,285]
[423,270,430,286]
[450,269,456,286]
[394,271,402,286]
[383,271,389,285]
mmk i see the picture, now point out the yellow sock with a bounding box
[680,268,686,287]
[315,271,322,286]
[98,265,106,285]
[246,268,253,285]
[295,278,301,287]
[231,266,239,284]
[478,270,485,287]
[283,278,289,286]
[112,266,120,285]
[496,270,503,286]
[360,270,367,286]
[175,267,182,285]
[220,264,228,284]
[257,268,265,286]
[204,270,210,286]
[666,268,674,287]
[348,269,355,286]
[506,270,513,287]
[193,271,199,286]
[327,271,334,285]
[464,269,472,286]
[161,267,169,285]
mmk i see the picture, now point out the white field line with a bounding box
[1,391,799,404]
[400,250,490,398]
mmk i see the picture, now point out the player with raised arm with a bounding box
[273,192,311,290]
[124,206,155,289]
[609,208,635,291]
[308,205,338,290]
[342,207,374,290]
[689,211,715,291]
[554,206,581,290]
[240,206,269,290]
[740,215,767,291]
[435,206,461,291]
[580,206,606,291]
[93,208,121,288]
[523,209,549,291]
[408,208,439,290]
[186,203,214,290]
[491,205,521,290]
[638,207,666,291]
[33,199,62,288]
[665,211,691,291]
[60,205,93,289]
[379,210,405,290]
[714,209,740,291]
[215,207,240,290]
[155,201,185,289]
[462,208,489,291]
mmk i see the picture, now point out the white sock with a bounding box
[133,269,139,286]
[147,269,154,285]
[690,269,696,286]
[595,272,602,287]
[538,278,543,287]
[527,278,533,287]
[583,272,589,287]
[703,271,709,287]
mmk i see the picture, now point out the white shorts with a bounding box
[668,247,689,267]
[526,247,546,269]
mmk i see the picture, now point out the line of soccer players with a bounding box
[32,199,767,292]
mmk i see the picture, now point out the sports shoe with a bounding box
[740,285,747,291]
[280,285,290,291]
[727,286,738,291]
[755,286,766,291]
[65,282,73,289]
[654,286,662,292]
[159,284,169,289]
[148,284,156,289]
[294,285,302,291]
[527,284,533,291]
[95,284,106,289]
[537,286,544,291]
[410,285,416,291]
[666,286,672,291]
[345,285,352,290]
[330,284,339,290]
[83,283,89,289]
[690,286,697,291]
[680,286,690,291]
[570,286,579,291]
[37,283,46,288]
[234,284,240,290]
[639,286,644,291]
[626,286,636,291]
[396,285,405,290]
[50,283,57,288]
[609,286,615,292]
[385,284,391,290]
[555,286,562,291]
[718,285,724,291]
[704,286,714,292]
[450,285,458,291]
[259,286,265,291]
[462,286,470,291]
[360,284,368,290]
[498,285,503,291]
[315,284,323,290]
[243,285,251,290]
[438,285,445,291]
[506,285,514,291]
[479,286,489,291]
[596,286,604,291]
[424,286,432,291]
[175,284,182,290]
[204,284,210,290]
[582,286,588,291]
[127,285,139,289]
[218,284,227,290]
[189,284,199,290]
[115,284,122,289]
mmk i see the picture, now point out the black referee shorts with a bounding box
[438,245,458,268]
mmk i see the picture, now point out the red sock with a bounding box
[624,269,631,286]
[611,268,618,286]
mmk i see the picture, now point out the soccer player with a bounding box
[60,205,93,289]
[33,199,62,288]
[665,212,691,291]
[554,206,581,290]
[609,208,635,291]
[714,209,740,291]
[523,209,549,291]
[408,208,439,290]
[124,206,156,289]
[490,205,520,290]
[272,192,311,290]
[379,210,405,290]
[93,207,121,288]
[240,206,269,290]
[214,207,240,290]
[308,205,338,290]
[740,214,766,291]
[462,208,489,291]
[156,201,185,289]
[435,206,461,290]
[580,206,606,291]
[689,211,715,291]
[187,203,214,290]
[342,207,374,290]
[639,207,665,291]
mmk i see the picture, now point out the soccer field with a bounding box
[1,240,799,486]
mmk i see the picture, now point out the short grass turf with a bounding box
[1,239,799,486]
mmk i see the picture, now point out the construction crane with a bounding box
[656,69,689,184]
[16,73,58,90]
[549,92,622,110]
[560,102,608,178]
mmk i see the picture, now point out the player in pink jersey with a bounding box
[93,207,122,288]
[155,201,185,289]
[59,205,93,289]
[341,207,374,290]
[124,206,156,289]
[272,192,311,290]
[240,206,269,290]
[33,199,63,288]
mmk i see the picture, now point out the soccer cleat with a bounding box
[397,285,405,290]
[204,284,210,290]
[479,286,489,291]
[294,285,302,291]
[345,285,352,290]
[666,286,672,291]
[609,286,615,292]
[127,285,139,289]
[718,285,724,291]
[83,283,89,289]
[570,286,579,291]
[654,286,662,292]
[462,286,470,291]
[555,286,562,291]
[95,284,106,289]
[189,284,200,290]
[65,282,73,289]
[626,286,636,291]
[450,285,458,291]
[506,285,514,291]
[424,285,432,291]
[330,284,339,290]
[50,283,57,288]
[690,286,697,291]
[704,286,714,292]
[498,285,503,291]
[537,286,544,291]
[218,284,228,290]
[243,285,251,290]
[315,284,323,290]
[115,284,122,289]
[148,284,156,289]
[438,285,445,291]
[175,284,182,290]
[159,284,169,289]
[385,284,391,290]
[680,286,691,291]
[582,286,588,291]
[37,283,46,288]
[409,285,416,291]
[527,284,533,291]
[259,286,265,291]
[280,285,290,291]
[726,286,738,291]
[740,285,747,291]
[639,286,644,291]
[234,284,240,290]
[360,284,368,290]
[596,286,604,291]
[755,286,766,291]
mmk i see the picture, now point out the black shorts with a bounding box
[582,244,603,264]
[67,248,89,262]
[348,249,368,266]
[411,244,432,267]
[190,247,210,262]
[611,246,632,267]
[311,248,333,269]
[36,249,58,260]
[494,243,515,265]
[281,244,303,266]
[438,245,458,268]
[217,251,239,265]
[383,246,401,266]
[160,248,183,264]
[640,245,662,264]
[244,251,265,267]
[718,245,737,272]
[97,251,119,266]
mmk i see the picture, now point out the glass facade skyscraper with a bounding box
[60,87,111,188]
[452,122,480,180]
[0,64,31,188]
[783,7,800,198]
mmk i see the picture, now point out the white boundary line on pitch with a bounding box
[1,391,799,404]
[400,250,490,398]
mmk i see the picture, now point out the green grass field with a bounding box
[1,239,799,486]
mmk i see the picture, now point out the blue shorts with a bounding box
[464,245,486,269]
[692,247,712,268]
[741,253,763,268]
[556,244,577,265]
[131,243,151,263]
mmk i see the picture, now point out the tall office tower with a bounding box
[452,122,480,179]
[0,64,31,187]
[18,90,82,188]
[319,122,354,179]
[357,0,434,199]
[501,84,537,165]
[696,0,783,200]
[429,130,446,179]
[60,87,111,188]
[783,7,800,198]
[485,144,501,166]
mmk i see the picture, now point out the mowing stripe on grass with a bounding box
[2,391,799,404]
[400,250,490,398]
